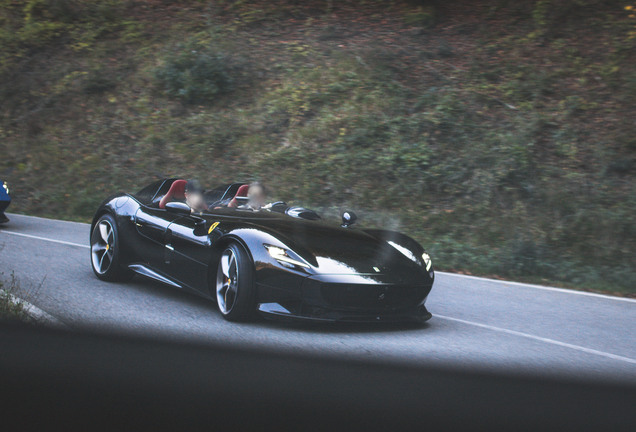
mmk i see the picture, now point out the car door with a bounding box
[165,216,215,294]
[133,206,181,271]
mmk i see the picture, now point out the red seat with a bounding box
[159,180,187,209]
[228,184,249,208]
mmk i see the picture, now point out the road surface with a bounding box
[1,213,635,382]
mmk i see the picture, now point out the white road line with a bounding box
[436,314,636,365]
[0,230,89,249]
[6,212,89,226]
[437,272,636,303]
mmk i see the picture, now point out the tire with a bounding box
[215,242,256,322]
[90,214,133,282]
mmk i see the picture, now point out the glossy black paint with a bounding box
[91,179,434,323]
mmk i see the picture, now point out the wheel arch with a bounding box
[90,194,132,233]
[91,208,114,233]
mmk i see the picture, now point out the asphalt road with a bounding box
[1,213,635,383]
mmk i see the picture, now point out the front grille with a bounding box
[320,284,427,310]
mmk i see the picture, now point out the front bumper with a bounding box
[255,273,434,324]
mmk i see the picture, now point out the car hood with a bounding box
[250,218,425,282]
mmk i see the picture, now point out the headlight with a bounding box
[2,181,8,195]
[422,252,432,271]
[265,245,310,268]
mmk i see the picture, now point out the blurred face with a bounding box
[185,191,205,211]
[247,185,266,209]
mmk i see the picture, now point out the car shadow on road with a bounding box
[253,317,431,334]
[121,276,432,335]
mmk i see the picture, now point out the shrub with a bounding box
[154,44,235,105]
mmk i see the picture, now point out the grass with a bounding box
[0,0,634,296]
[0,272,32,323]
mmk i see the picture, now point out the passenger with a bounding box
[239,182,268,211]
[184,180,208,213]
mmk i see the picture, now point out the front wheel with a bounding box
[215,243,255,322]
[90,214,133,282]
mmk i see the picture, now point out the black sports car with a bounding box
[90,179,434,323]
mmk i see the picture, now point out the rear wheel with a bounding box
[90,214,133,282]
[215,242,255,322]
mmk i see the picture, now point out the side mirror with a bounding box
[165,201,192,216]
[341,211,357,227]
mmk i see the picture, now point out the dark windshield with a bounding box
[204,183,244,204]
[134,179,170,204]
[134,180,250,208]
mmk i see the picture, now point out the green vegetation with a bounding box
[154,40,236,105]
[1,0,634,295]
[0,273,30,322]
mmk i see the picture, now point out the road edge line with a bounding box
[6,212,89,226]
[437,271,636,303]
[0,230,89,249]
[436,314,636,365]
[2,290,67,328]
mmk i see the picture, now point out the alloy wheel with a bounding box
[91,220,115,275]
[216,248,239,314]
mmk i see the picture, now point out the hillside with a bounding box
[1,0,635,295]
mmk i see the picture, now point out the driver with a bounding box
[239,182,268,211]
[184,179,208,213]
